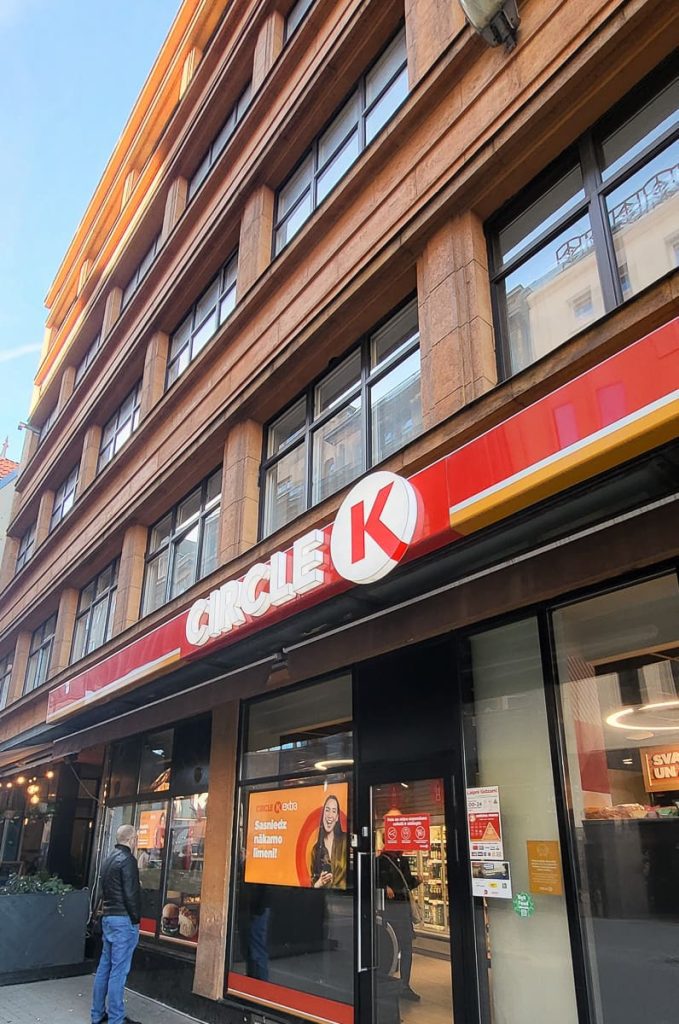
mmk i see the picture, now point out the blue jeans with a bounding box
[91,916,140,1024]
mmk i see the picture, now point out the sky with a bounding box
[0,0,181,463]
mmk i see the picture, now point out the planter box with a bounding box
[0,889,89,975]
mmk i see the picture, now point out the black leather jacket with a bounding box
[100,844,141,923]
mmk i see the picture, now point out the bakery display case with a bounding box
[159,793,208,945]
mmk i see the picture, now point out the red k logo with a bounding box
[331,472,419,584]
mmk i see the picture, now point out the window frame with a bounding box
[98,381,142,472]
[284,0,315,42]
[50,465,79,532]
[165,251,238,389]
[74,330,102,387]
[70,558,119,665]
[259,296,420,538]
[141,468,222,616]
[24,613,57,694]
[121,233,161,311]
[273,25,408,256]
[487,61,679,381]
[38,404,58,446]
[0,652,13,711]
[187,84,252,202]
[15,521,36,574]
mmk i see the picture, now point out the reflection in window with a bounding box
[98,382,142,471]
[15,521,36,574]
[188,86,251,200]
[142,468,222,615]
[75,331,102,387]
[489,64,678,377]
[71,559,118,663]
[50,465,79,531]
[274,28,408,253]
[139,730,174,793]
[24,614,57,693]
[554,574,679,1024]
[261,299,421,536]
[285,0,314,41]
[161,794,208,945]
[0,653,13,711]
[121,234,160,310]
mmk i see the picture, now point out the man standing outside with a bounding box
[91,824,142,1024]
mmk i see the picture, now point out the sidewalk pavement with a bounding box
[0,975,201,1024]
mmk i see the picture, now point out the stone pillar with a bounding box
[237,186,275,297]
[112,523,148,634]
[35,490,55,546]
[417,211,496,430]
[161,177,189,243]
[121,169,137,208]
[102,286,123,338]
[140,331,170,418]
[51,588,79,675]
[77,259,92,296]
[77,425,103,497]
[7,631,31,704]
[180,46,202,98]
[193,701,239,999]
[0,536,19,590]
[404,0,466,86]
[252,10,285,92]
[220,420,263,564]
[20,427,39,467]
[57,366,77,412]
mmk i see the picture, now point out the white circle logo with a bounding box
[330,471,419,584]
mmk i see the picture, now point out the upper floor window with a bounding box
[15,522,36,574]
[285,0,315,41]
[122,234,161,310]
[142,468,222,616]
[273,28,408,254]
[98,382,142,472]
[488,63,678,377]
[50,465,79,532]
[75,331,102,387]
[24,613,57,694]
[0,653,13,710]
[39,404,58,446]
[166,252,238,388]
[188,84,252,201]
[261,299,422,536]
[71,559,119,664]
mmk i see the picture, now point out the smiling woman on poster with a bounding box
[310,794,347,889]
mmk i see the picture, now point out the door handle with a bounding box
[357,851,375,973]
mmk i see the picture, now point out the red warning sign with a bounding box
[383,814,431,852]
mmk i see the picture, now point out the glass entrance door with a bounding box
[358,773,455,1024]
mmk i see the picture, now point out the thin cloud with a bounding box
[0,344,42,364]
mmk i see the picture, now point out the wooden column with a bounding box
[193,701,240,999]
[140,331,170,419]
[237,186,275,297]
[220,420,262,564]
[252,9,284,92]
[417,211,496,430]
[112,523,148,634]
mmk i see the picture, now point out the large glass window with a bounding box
[285,0,315,41]
[261,299,421,536]
[121,234,160,310]
[15,521,36,574]
[228,675,354,1021]
[24,613,57,693]
[50,465,79,531]
[38,404,57,446]
[489,63,678,376]
[71,559,119,663]
[166,252,238,387]
[554,574,679,1024]
[98,382,142,471]
[103,718,211,946]
[463,617,579,1024]
[142,468,222,615]
[273,28,408,253]
[0,652,13,711]
[74,331,102,387]
[188,87,251,200]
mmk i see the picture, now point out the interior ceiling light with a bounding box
[314,758,354,771]
[607,699,679,732]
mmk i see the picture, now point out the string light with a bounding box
[30,794,40,806]
[16,775,26,785]
[45,770,55,780]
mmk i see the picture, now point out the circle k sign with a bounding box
[330,471,419,585]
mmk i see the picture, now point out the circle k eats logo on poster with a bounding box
[331,471,419,584]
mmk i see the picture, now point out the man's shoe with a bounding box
[400,986,421,1002]
[123,1017,142,1024]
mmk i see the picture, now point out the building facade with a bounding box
[0,1,678,1022]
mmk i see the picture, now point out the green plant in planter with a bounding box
[0,871,75,914]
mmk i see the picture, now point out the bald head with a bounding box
[116,824,137,849]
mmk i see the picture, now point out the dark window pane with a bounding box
[172,718,212,795]
[139,730,174,794]
[109,737,141,800]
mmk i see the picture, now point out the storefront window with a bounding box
[228,676,354,1024]
[464,617,579,1024]
[101,717,211,948]
[553,573,679,1024]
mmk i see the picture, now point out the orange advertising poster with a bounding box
[527,840,563,896]
[244,783,349,889]
[641,745,679,793]
[137,809,166,850]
